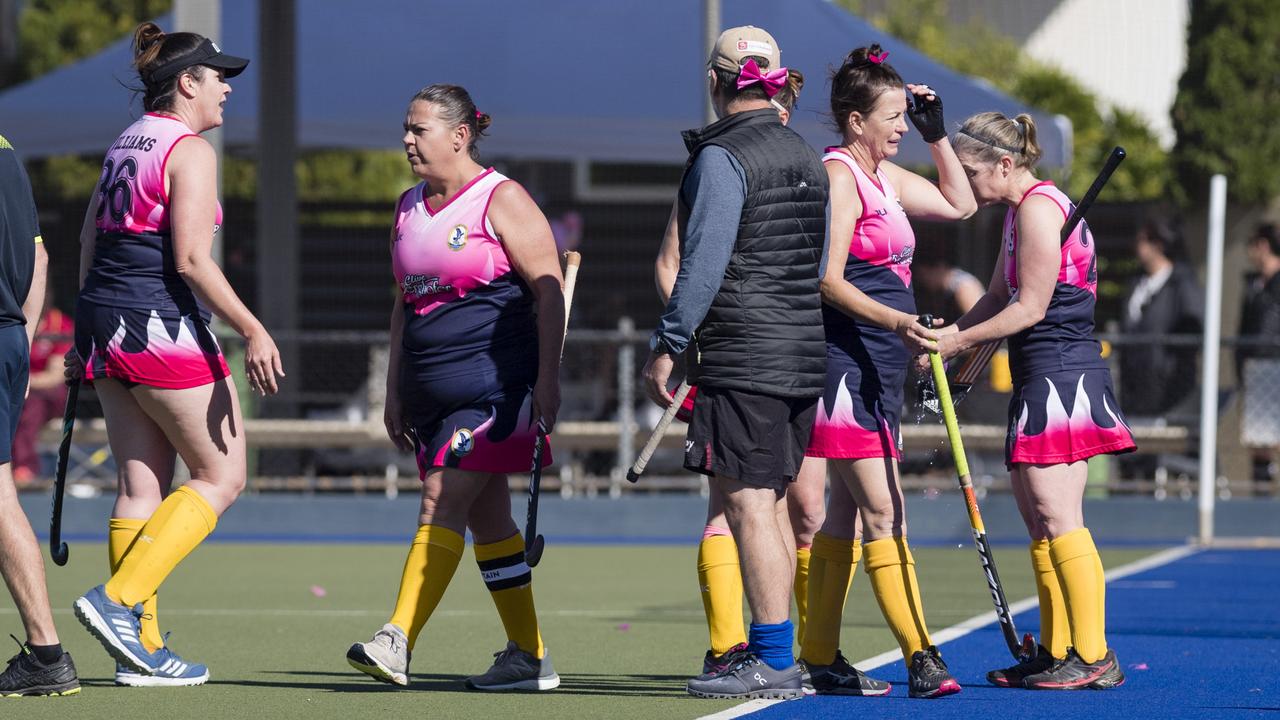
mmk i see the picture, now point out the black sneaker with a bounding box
[700,642,749,677]
[1023,648,1124,690]
[0,637,80,697]
[908,645,961,698]
[987,645,1058,688]
[686,652,804,699]
[805,650,891,696]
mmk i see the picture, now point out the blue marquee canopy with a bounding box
[0,0,1069,167]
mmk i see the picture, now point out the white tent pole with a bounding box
[1199,174,1227,546]
[703,0,719,126]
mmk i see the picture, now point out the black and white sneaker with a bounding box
[1023,648,1125,690]
[0,637,80,697]
[686,652,803,700]
[908,645,961,698]
[805,650,891,696]
[987,645,1058,688]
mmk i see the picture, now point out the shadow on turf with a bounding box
[223,671,690,697]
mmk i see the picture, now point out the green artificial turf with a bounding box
[0,543,1162,719]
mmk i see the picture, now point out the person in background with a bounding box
[1117,216,1201,481]
[1239,223,1280,484]
[11,287,73,486]
[1119,215,1202,418]
[913,255,985,321]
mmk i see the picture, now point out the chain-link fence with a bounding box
[27,324,1280,504]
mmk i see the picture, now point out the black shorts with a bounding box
[0,325,29,463]
[683,385,817,490]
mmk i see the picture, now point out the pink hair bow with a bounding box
[867,50,889,65]
[736,58,788,98]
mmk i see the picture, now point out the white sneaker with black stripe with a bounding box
[115,646,209,687]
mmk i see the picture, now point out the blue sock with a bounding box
[748,620,795,671]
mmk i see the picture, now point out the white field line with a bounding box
[697,544,1199,720]
[0,607,704,618]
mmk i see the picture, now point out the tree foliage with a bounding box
[1171,0,1280,204]
[836,0,1170,201]
[12,0,171,84]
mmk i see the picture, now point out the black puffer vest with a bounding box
[680,109,828,398]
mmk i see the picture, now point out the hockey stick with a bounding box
[921,146,1127,414]
[49,381,79,566]
[524,250,580,567]
[922,314,1032,661]
[625,380,691,483]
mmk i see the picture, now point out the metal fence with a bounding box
[31,326,1280,503]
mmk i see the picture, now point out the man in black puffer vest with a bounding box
[641,26,827,700]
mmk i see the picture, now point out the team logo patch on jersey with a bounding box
[447,224,468,251]
[449,428,475,457]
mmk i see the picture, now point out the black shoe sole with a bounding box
[0,682,81,697]
[345,646,406,687]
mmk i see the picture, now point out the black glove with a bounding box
[908,91,947,144]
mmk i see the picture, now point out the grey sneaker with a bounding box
[686,652,804,700]
[346,624,410,686]
[465,641,560,691]
[805,650,891,696]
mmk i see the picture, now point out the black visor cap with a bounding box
[148,38,249,84]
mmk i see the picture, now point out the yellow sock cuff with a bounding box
[863,536,913,572]
[812,532,861,564]
[697,534,739,571]
[1049,528,1096,565]
[1030,539,1052,571]
[474,533,523,562]
[109,517,146,533]
[415,525,466,557]
[174,486,218,534]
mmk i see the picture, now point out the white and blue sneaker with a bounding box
[72,585,152,674]
[115,644,209,687]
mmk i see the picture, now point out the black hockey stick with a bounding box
[49,381,79,566]
[524,251,580,567]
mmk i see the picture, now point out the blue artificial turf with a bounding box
[743,549,1280,719]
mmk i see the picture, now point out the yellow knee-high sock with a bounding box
[793,545,811,648]
[475,533,545,659]
[108,518,164,652]
[798,533,860,666]
[1049,528,1107,663]
[1031,539,1070,658]
[105,486,217,607]
[388,525,464,651]
[863,536,932,662]
[697,532,746,655]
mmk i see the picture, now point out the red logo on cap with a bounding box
[737,41,748,51]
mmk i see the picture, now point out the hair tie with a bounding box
[475,110,483,119]
[867,50,889,65]
[736,58,789,98]
[957,128,1022,154]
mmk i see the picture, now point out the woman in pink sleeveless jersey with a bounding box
[934,112,1132,690]
[797,45,976,700]
[346,85,565,692]
[66,23,283,687]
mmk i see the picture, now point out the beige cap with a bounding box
[708,25,781,73]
